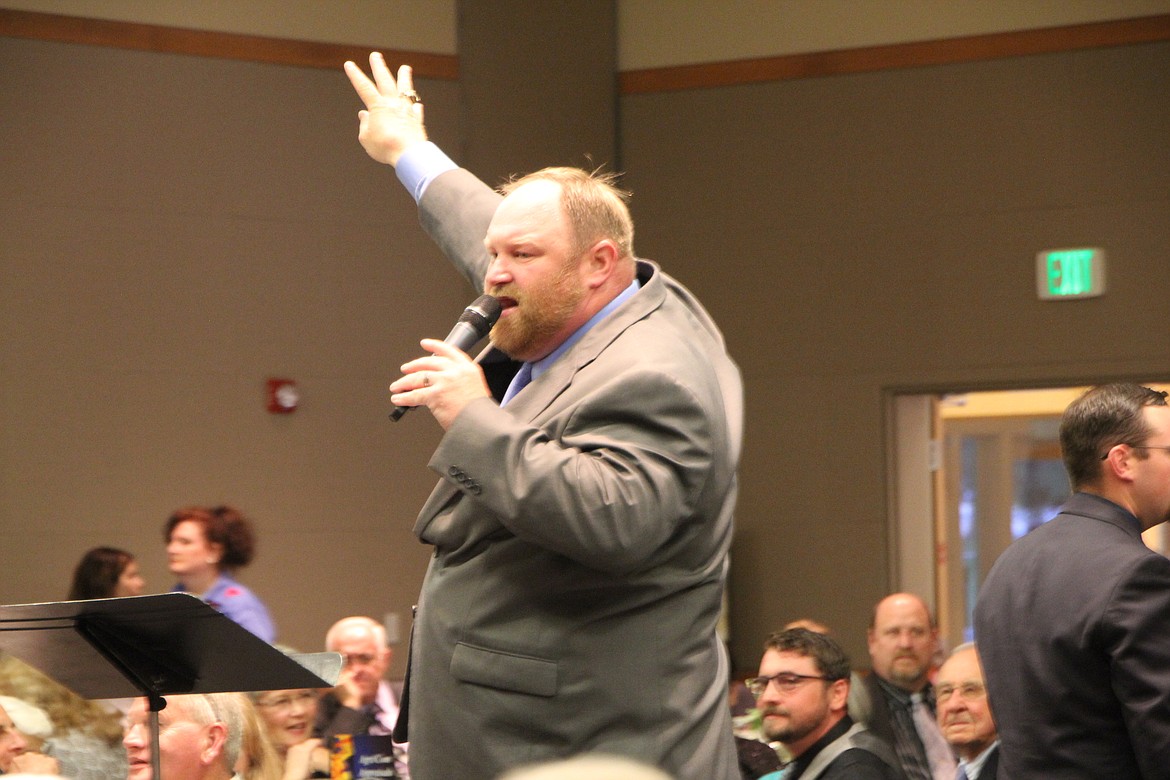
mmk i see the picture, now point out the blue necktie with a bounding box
[501,362,533,406]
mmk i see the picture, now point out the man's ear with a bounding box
[828,677,850,713]
[1103,444,1139,484]
[582,239,620,289]
[202,722,228,767]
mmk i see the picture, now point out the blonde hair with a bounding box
[233,694,281,780]
[0,654,123,746]
[501,167,635,261]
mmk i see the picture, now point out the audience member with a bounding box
[975,383,1170,777]
[68,547,145,600]
[235,693,282,780]
[858,594,955,780]
[934,644,997,780]
[123,693,242,780]
[251,688,325,780]
[165,505,275,641]
[748,628,900,779]
[0,696,51,745]
[342,54,741,780]
[782,618,870,726]
[0,654,125,780]
[0,700,59,775]
[313,617,406,778]
[730,669,783,780]
[496,754,673,780]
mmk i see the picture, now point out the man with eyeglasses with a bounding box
[748,628,901,779]
[934,645,997,780]
[314,616,407,778]
[975,383,1170,778]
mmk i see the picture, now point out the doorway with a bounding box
[891,384,1170,654]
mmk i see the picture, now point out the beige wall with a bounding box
[619,39,1170,669]
[1,6,1168,680]
[0,38,468,672]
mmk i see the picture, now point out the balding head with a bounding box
[867,593,938,692]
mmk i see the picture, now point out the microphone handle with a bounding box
[388,322,489,421]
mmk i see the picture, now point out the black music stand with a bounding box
[0,593,340,780]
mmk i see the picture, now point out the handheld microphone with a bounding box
[389,294,502,422]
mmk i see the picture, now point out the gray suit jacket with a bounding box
[399,169,743,780]
[975,492,1170,778]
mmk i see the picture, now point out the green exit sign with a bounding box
[1036,248,1105,300]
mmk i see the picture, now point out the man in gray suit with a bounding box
[343,54,743,780]
[975,383,1170,777]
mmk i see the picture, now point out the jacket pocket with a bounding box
[450,641,558,697]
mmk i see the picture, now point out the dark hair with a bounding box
[1060,383,1169,489]
[164,504,257,570]
[67,546,135,600]
[762,627,851,682]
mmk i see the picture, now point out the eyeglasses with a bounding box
[745,672,835,697]
[256,690,316,711]
[935,682,985,702]
[341,653,378,667]
[1100,444,1170,460]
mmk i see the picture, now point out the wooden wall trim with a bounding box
[620,14,1170,94]
[4,9,1167,91]
[0,8,459,79]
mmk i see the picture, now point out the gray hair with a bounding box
[169,692,244,771]
[325,616,387,650]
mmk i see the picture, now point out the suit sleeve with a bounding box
[1104,552,1170,776]
[430,362,719,576]
[417,168,503,292]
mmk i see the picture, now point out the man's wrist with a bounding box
[395,141,458,203]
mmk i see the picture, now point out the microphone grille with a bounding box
[459,295,502,335]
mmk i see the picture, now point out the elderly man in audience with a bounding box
[314,616,407,778]
[123,693,242,780]
[857,593,955,780]
[749,627,901,779]
[934,645,998,780]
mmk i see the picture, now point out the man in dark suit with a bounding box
[341,54,743,780]
[975,383,1170,778]
[934,644,998,780]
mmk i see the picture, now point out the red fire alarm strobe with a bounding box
[266,378,299,414]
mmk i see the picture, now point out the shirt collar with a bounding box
[527,278,640,383]
[959,740,999,779]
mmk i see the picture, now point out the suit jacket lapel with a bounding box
[412,262,665,540]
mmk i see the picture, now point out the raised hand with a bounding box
[343,52,428,166]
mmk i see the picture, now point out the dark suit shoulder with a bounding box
[818,747,904,780]
[978,745,999,780]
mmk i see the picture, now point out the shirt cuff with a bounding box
[396,141,459,203]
